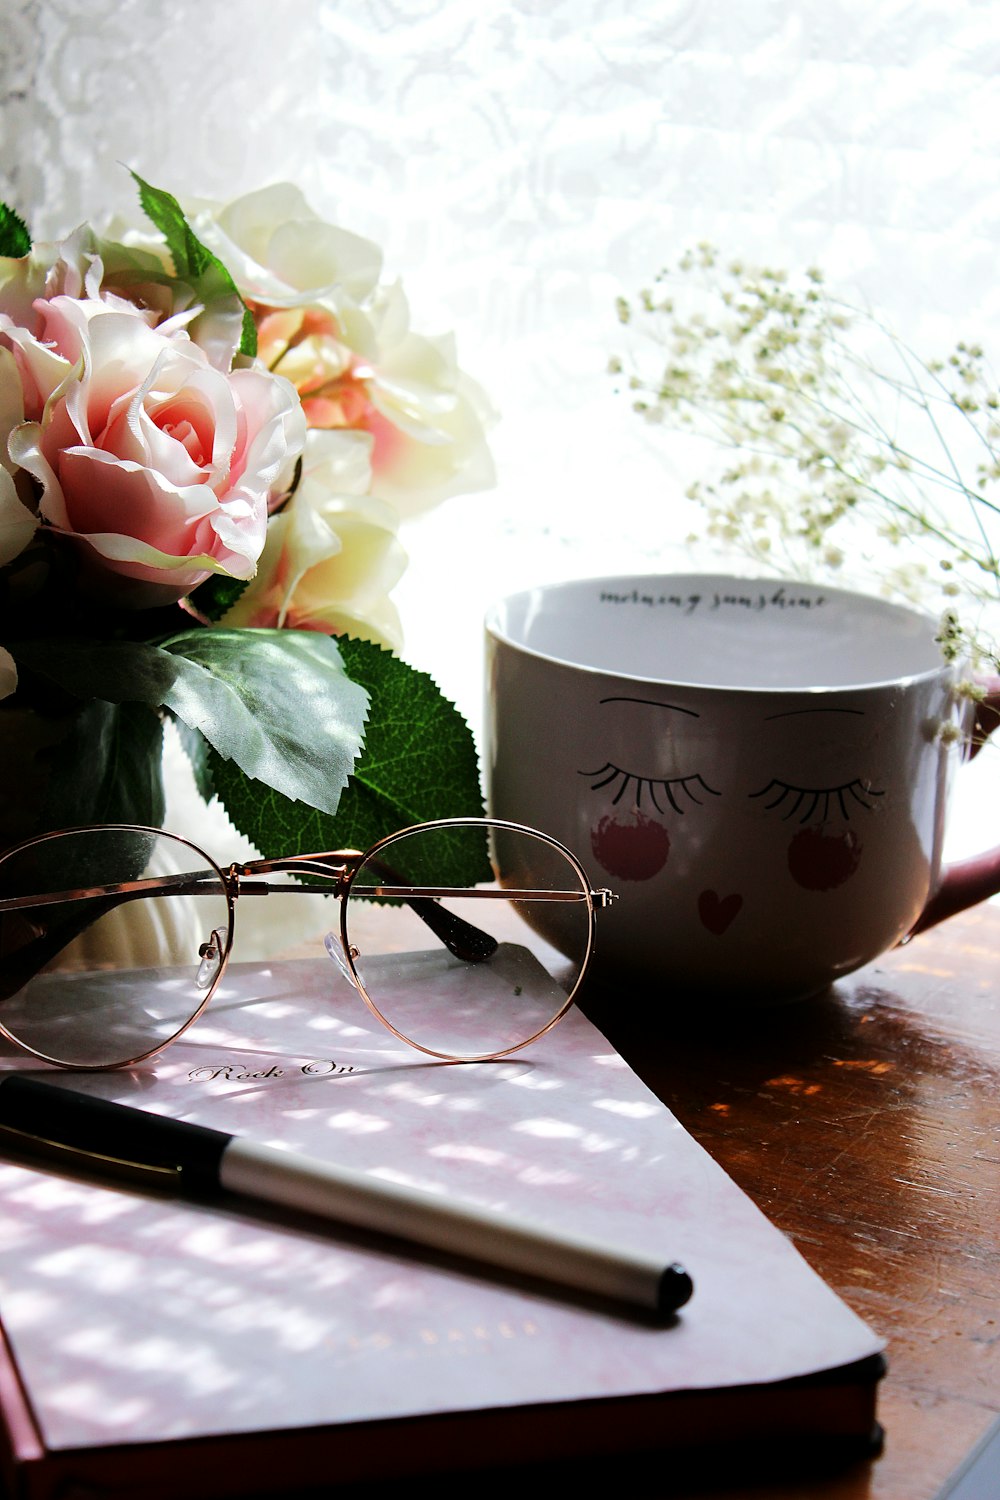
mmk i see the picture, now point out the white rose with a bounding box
[221,429,406,648]
[0,463,36,567]
[188,184,382,312]
[257,281,496,519]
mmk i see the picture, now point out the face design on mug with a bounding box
[579,697,886,931]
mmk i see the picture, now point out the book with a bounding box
[0,955,884,1499]
[933,1414,1000,1500]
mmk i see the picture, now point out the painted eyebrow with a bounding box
[763,708,865,721]
[600,696,700,718]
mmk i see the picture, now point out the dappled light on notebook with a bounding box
[0,954,882,1477]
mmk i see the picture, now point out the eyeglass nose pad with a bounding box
[324,931,355,984]
[196,927,227,990]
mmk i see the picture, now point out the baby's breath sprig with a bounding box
[611,244,1000,671]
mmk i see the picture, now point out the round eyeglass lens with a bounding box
[0,826,231,1069]
[342,820,594,1060]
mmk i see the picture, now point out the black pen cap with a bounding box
[0,1075,231,1192]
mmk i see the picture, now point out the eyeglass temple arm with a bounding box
[0,862,491,987]
[0,878,226,999]
[0,852,609,994]
[0,892,146,1001]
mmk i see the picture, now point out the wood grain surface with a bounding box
[580,905,1000,1500]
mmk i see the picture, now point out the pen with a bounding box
[0,1075,693,1316]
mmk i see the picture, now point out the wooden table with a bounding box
[579,905,1000,1500]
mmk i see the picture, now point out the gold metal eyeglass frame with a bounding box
[0,816,617,1072]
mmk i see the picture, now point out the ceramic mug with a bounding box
[484,574,1000,1001]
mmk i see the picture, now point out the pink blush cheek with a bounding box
[787,826,862,891]
[591,812,671,881]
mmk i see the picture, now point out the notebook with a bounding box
[0,955,884,1499]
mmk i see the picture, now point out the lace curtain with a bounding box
[2,0,998,844]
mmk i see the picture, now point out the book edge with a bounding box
[3,1349,887,1500]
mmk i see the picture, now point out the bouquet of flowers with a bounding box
[0,173,493,870]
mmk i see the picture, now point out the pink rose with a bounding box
[2,293,304,604]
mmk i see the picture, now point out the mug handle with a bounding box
[909,680,1000,935]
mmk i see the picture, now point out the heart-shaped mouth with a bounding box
[698,890,743,935]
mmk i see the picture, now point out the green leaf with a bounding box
[162,630,366,814]
[41,700,165,831]
[168,714,215,805]
[130,170,257,358]
[186,573,251,623]
[210,637,489,884]
[9,629,368,817]
[0,201,30,258]
[11,637,171,705]
[334,636,486,842]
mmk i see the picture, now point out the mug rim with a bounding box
[484,571,952,696]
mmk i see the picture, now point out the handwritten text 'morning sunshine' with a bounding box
[598,586,827,616]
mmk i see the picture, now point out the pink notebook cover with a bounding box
[0,956,884,1493]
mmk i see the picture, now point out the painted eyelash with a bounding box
[749,779,884,823]
[579,763,721,815]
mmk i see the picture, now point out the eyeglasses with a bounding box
[0,818,616,1071]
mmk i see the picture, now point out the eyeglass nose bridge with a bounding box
[226,854,360,899]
